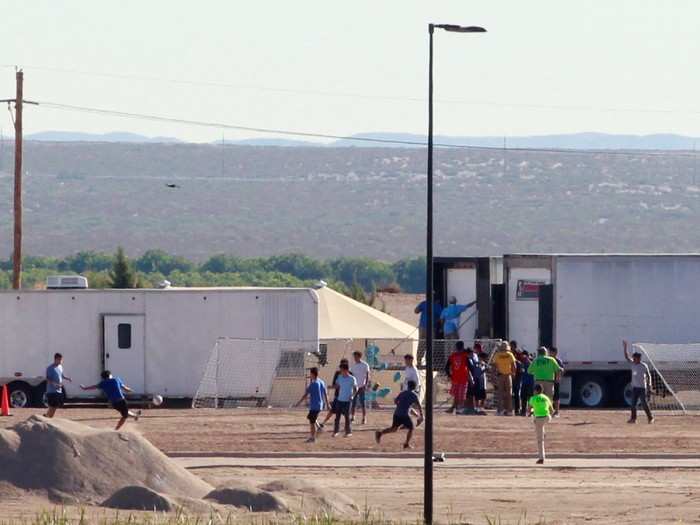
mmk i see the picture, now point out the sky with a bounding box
[2,0,700,143]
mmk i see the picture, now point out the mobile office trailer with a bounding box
[0,287,319,407]
[504,254,700,408]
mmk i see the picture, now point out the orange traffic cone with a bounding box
[1,384,11,416]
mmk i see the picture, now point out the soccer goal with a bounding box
[633,342,700,414]
[192,338,316,408]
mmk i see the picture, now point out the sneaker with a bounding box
[627,419,637,424]
[362,416,367,425]
[403,443,413,450]
[648,417,655,424]
[536,459,544,465]
[374,431,381,444]
[332,432,339,437]
[344,432,353,438]
[305,437,316,443]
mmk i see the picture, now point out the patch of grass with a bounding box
[1,508,549,525]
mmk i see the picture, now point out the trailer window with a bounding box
[275,351,305,377]
[117,323,132,349]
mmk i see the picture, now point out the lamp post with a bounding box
[424,22,486,525]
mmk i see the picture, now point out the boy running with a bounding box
[80,371,141,430]
[45,353,72,418]
[333,362,357,437]
[528,383,554,464]
[295,367,329,443]
[375,380,424,449]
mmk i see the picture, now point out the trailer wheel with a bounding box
[7,382,33,409]
[622,382,638,407]
[575,375,608,408]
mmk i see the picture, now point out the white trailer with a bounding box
[504,254,700,407]
[0,287,319,407]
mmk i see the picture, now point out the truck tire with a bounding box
[7,381,33,408]
[575,374,608,408]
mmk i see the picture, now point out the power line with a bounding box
[34,100,700,158]
[20,64,700,116]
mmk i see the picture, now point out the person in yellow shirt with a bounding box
[491,341,517,415]
[528,384,554,464]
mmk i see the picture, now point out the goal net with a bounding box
[192,338,316,408]
[633,342,700,414]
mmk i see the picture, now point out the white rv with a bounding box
[0,287,319,407]
[503,254,700,407]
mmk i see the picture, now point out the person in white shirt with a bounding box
[402,354,421,393]
[350,351,371,425]
[623,340,654,424]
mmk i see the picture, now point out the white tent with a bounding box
[315,284,418,340]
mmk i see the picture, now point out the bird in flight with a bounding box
[165,183,181,189]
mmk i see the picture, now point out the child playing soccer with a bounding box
[375,380,424,449]
[319,358,349,431]
[295,367,329,443]
[80,370,141,430]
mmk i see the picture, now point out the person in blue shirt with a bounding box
[333,362,357,437]
[414,300,443,340]
[375,380,424,449]
[45,353,72,418]
[80,370,141,430]
[295,367,329,443]
[440,297,477,340]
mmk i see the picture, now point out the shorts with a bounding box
[111,399,130,418]
[450,383,467,403]
[467,383,486,401]
[553,382,560,401]
[307,410,320,424]
[330,398,340,414]
[352,387,366,408]
[46,392,64,408]
[392,414,414,430]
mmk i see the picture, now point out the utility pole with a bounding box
[2,69,37,289]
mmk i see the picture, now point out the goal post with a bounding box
[192,338,316,408]
[633,342,700,415]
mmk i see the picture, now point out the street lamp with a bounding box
[424,22,486,525]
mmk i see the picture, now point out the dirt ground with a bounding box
[2,407,700,523]
[2,406,697,455]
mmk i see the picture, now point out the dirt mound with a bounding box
[205,483,288,512]
[103,486,176,512]
[261,479,358,515]
[0,416,213,504]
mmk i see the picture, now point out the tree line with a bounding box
[0,249,426,295]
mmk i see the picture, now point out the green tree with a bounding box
[392,257,426,293]
[59,251,113,273]
[327,257,395,291]
[265,254,328,280]
[109,247,138,288]
[135,249,194,275]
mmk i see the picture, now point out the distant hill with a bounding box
[1,140,700,261]
[26,131,182,143]
[331,132,700,150]
[17,131,700,150]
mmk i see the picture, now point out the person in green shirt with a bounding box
[527,347,561,401]
[528,384,554,464]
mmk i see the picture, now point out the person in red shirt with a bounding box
[445,341,470,413]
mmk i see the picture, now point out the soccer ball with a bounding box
[152,394,164,407]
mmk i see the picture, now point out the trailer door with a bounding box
[103,315,146,394]
[538,284,554,348]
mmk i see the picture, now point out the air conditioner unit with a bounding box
[46,275,89,289]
